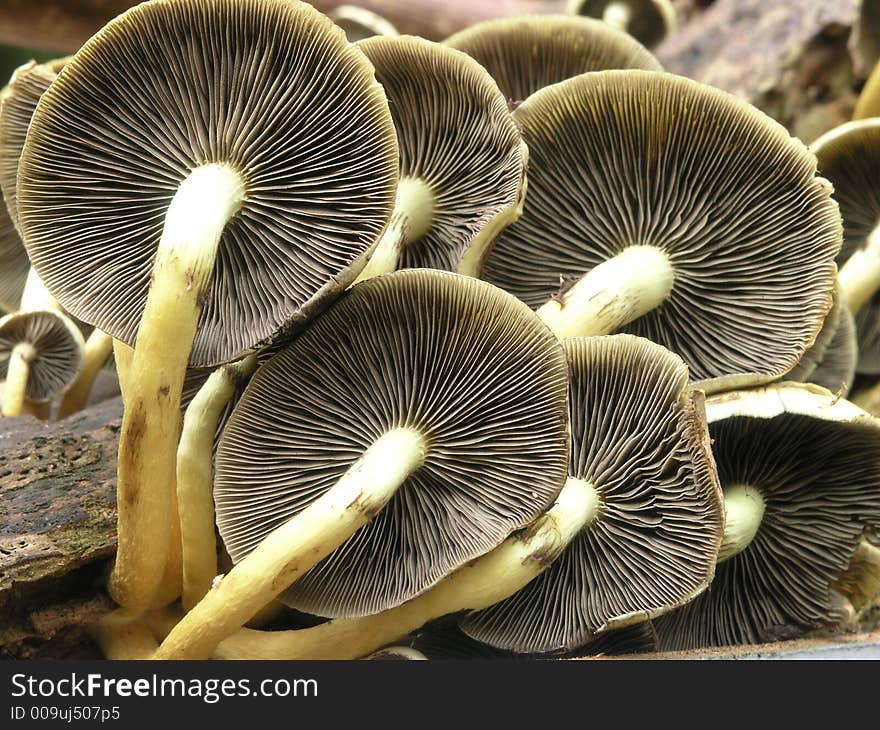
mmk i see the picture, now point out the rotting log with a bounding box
[0,397,121,658]
[657,0,862,143]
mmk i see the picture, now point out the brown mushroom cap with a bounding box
[653,383,880,649]
[811,119,880,376]
[355,35,526,273]
[568,0,676,49]
[459,334,723,654]
[16,0,398,368]
[481,70,841,393]
[214,269,570,618]
[443,15,661,107]
[0,310,84,401]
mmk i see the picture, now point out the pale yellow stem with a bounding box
[154,427,428,660]
[212,476,598,660]
[717,484,765,563]
[18,268,60,312]
[854,59,880,120]
[57,329,113,419]
[178,355,258,611]
[2,341,35,416]
[352,177,435,284]
[109,163,245,614]
[839,225,880,314]
[536,246,675,338]
[112,339,133,401]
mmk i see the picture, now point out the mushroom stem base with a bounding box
[154,427,427,660]
[211,475,597,660]
[717,484,765,563]
[536,245,674,339]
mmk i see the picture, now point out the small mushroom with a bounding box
[352,35,527,281]
[811,119,880,376]
[329,4,398,42]
[155,269,570,659]
[17,0,399,613]
[567,0,676,49]
[480,70,841,393]
[443,15,661,107]
[0,306,83,416]
[458,335,723,654]
[652,382,880,649]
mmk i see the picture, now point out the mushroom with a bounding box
[457,334,723,654]
[567,0,676,49]
[329,4,398,42]
[201,334,722,661]
[0,305,84,417]
[351,35,527,281]
[0,205,27,314]
[652,382,880,649]
[811,118,880,377]
[154,269,570,659]
[0,55,113,420]
[480,70,841,393]
[16,0,399,613]
[444,15,661,108]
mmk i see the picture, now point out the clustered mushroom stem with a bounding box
[832,541,880,611]
[153,427,427,660]
[210,476,599,660]
[716,484,766,563]
[89,615,159,661]
[56,329,114,419]
[839,225,880,314]
[109,163,245,614]
[602,2,633,31]
[1,341,36,416]
[536,245,675,338]
[18,268,61,312]
[178,354,259,611]
[352,177,436,284]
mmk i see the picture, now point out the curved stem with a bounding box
[178,355,258,611]
[212,476,598,660]
[56,329,113,419]
[90,613,159,660]
[839,224,880,315]
[109,164,245,614]
[154,427,427,660]
[536,245,674,338]
[854,59,880,120]
[351,177,436,284]
[18,268,60,312]
[2,341,35,416]
[832,540,880,612]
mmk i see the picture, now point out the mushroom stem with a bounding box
[854,59,880,120]
[110,163,245,614]
[717,484,765,563]
[90,614,159,661]
[56,329,113,419]
[602,2,633,31]
[832,540,880,612]
[536,245,674,338]
[1,341,36,417]
[178,354,259,611]
[839,225,880,314]
[352,177,436,283]
[154,427,427,660]
[211,476,599,660]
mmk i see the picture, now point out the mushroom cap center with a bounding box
[396,177,436,244]
[718,483,766,562]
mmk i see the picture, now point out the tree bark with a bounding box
[0,397,121,658]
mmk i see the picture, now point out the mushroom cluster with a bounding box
[3,0,880,662]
